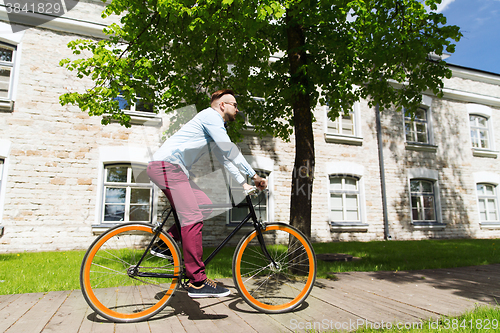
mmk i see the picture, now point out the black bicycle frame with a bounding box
[134,192,277,279]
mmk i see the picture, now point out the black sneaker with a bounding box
[188,279,230,298]
[150,241,172,260]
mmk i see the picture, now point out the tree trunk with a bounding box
[286,6,315,240]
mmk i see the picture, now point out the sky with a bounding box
[435,0,500,74]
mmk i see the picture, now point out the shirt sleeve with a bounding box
[202,113,256,184]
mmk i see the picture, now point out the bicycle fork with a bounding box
[255,225,280,270]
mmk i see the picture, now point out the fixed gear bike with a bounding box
[80,188,316,323]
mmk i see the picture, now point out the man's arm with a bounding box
[202,111,268,190]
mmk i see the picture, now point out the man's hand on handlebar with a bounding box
[242,174,268,193]
[251,174,268,191]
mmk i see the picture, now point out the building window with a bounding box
[329,176,360,222]
[324,103,363,145]
[0,43,15,101]
[470,115,490,149]
[102,164,153,223]
[477,184,498,222]
[404,107,429,144]
[116,94,154,113]
[327,112,354,136]
[229,170,269,224]
[410,179,436,222]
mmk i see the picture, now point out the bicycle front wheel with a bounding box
[232,223,316,313]
[80,223,182,323]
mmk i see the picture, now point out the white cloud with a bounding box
[435,0,457,13]
[421,0,457,13]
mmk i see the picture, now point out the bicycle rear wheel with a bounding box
[80,223,182,323]
[232,223,316,313]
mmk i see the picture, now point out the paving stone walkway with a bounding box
[1,264,499,332]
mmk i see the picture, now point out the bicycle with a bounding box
[80,188,316,323]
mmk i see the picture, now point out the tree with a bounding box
[60,0,461,238]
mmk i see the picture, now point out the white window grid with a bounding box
[329,176,360,222]
[410,179,436,222]
[102,164,153,223]
[327,112,355,136]
[470,115,490,149]
[477,184,499,222]
[116,95,154,113]
[404,107,429,144]
[0,43,15,100]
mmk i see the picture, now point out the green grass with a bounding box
[1,238,499,295]
[0,250,86,295]
[313,238,500,277]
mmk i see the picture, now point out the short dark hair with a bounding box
[211,89,235,104]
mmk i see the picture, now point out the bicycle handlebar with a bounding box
[244,186,260,196]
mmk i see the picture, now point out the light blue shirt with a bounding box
[152,107,256,185]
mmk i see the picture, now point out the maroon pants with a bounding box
[147,161,213,283]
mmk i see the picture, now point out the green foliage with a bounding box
[60,0,461,137]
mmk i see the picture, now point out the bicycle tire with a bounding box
[232,223,316,313]
[80,223,182,323]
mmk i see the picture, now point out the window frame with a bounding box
[101,163,154,224]
[324,102,363,145]
[108,88,161,126]
[476,183,499,223]
[115,93,154,114]
[469,114,490,149]
[0,43,15,101]
[326,162,368,232]
[239,96,265,133]
[410,179,437,223]
[404,106,430,144]
[407,168,444,229]
[403,96,437,152]
[327,111,355,136]
[224,155,274,226]
[328,175,362,223]
[467,104,498,158]
[0,38,20,111]
[228,169,270,225]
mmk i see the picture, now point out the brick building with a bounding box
[0,1,499,253]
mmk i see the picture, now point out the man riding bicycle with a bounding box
[147,89,268,298]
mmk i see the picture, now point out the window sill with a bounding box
[241,124,273,137]
[325,133,363,146]
[0,99,14,112]
[411,222,446,230]
[242,124,256,135]
[92,224,119,235]
[472,148,498,158]
[105,111,162,126]
[330,222,368,232]
[479,222,500,229]
[92,223,155,234]
[405,143,438,153]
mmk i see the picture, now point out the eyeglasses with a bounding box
[224,102,238,109]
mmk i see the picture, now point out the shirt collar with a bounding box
[210,107,227,126]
